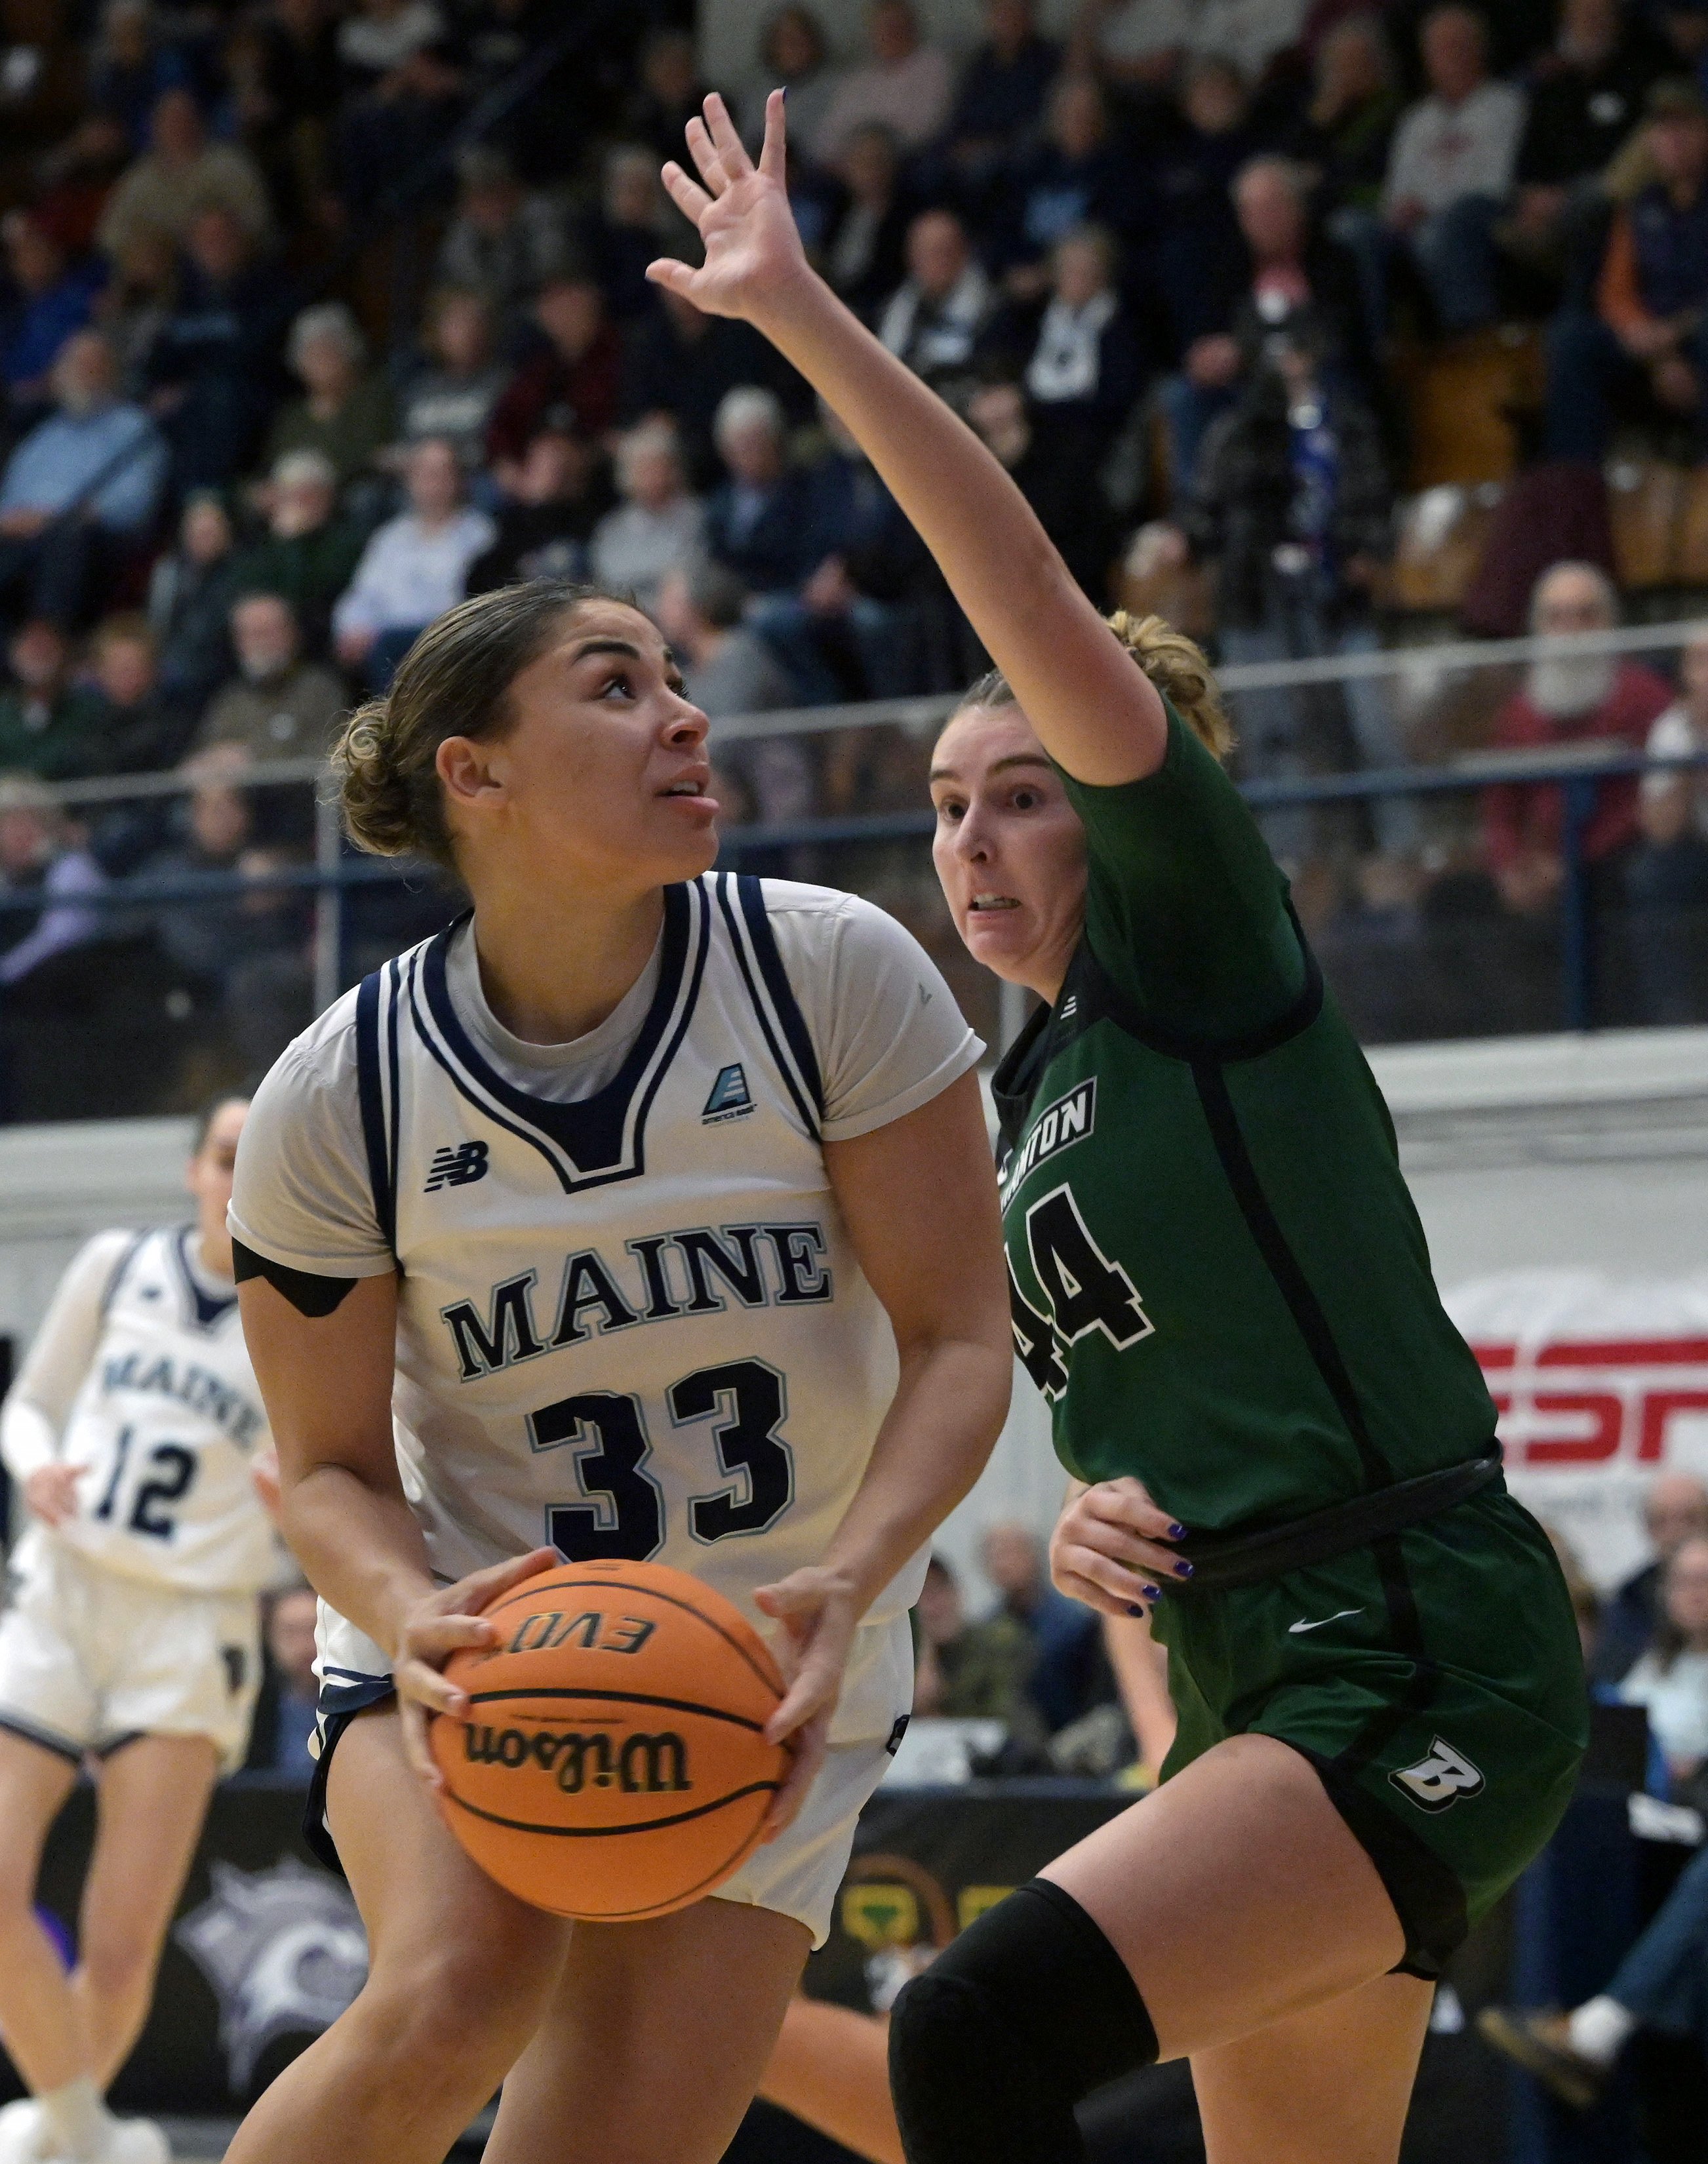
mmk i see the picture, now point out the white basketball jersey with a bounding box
[32,1228,273,1596]
[353,875,930,1654]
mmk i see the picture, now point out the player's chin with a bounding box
[959,906,1035,972]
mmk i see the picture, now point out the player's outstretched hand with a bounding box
[24,1463,83,1526]
[753,1563,860,1839]
[647,89,812,327]
[1050,1477,1191,1618]
[393,1545,559,1790]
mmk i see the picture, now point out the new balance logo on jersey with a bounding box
[999,1080,1096,1206]
[1389,1737,1486,1813]
[702,1065,754,1124]
[425,1141,489,1192]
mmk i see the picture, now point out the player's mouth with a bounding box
[658,770,716,809]
[967,892,1020,913]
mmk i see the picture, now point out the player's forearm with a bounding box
[280,1460,438,1662]
[0,1396,58,1483]
[820,1335,1010,1613]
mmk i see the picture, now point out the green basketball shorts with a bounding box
[1153,1487,1589,1978]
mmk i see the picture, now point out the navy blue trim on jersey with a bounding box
[354,968,397,1253]
[715,875,822,1141]
[173,1226,238,1331]
[98,1230,149,1320]
[385,953,403,1228]
[737,877,824,1116]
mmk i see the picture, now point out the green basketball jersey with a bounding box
[993,701,1499,1533]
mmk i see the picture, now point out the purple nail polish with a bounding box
[1142,1584,1162,1601]
[1125,1602,1145,1617]
[1174,1559,1195,1578]
[1168,1522,1188,1540]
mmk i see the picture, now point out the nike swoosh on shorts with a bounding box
[1287,1607,1365,1635]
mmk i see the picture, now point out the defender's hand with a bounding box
[394,1546,559,1789]
[24,1464,83,1527]
[753,1564,860,1838]
[648,90,814,327]
[1050,1477,1191,1618]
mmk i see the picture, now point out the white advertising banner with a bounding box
[1444,1272,1708,1593]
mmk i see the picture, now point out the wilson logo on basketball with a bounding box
[463,1724,692,1795]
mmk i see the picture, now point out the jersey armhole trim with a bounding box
[719,874,825,1138]
[355,963,399,1256]
[98,1229,149,1319]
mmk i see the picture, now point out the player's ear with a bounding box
[436,733,508,810]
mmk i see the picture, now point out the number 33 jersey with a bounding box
[231,876,982,1702]
[7,1226,274,1596]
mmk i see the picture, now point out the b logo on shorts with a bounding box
[1389,1736,1486,1813]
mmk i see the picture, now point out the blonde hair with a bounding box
[955,611,1235,762]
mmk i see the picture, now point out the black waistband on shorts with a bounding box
[1172,1455,1505,1593]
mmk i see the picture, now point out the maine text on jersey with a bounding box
[441,1220,833,1381]
[99,1348,264,1449]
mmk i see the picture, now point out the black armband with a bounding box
[232,1238,361,1318]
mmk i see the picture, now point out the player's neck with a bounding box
[470,883,666,1047]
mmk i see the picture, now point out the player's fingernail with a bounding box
[1168,1523,1188,1540]
[1142,1584,1161,1601]
[1125,1601,1145,1617]
[1174,1559,1195,1578]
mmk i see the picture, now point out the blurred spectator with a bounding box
[144,743,260,984]
[980,1521,1104,1734]
[148,490,241,713]
[0,776,108,990]
[0,624,104,781]
[992,71,1139,296]
[265,304,397,495]
[80,612,191,774]
[433,147,570,323]
[97,87,274,261]
[1544,77,1708,459]
[0,331,167,629]
[332,437,494,687]
[1191,0,1313,84]
[820,126,913,319]
[33,116,134,266]
[1627,630,1708,1021]
[243,0,343,222]
[580,146,671,324]
[810,0,955,166]
[395,289,507,471]
[656,560,798,720]
[1147,56,1266,359]
[938,0,1062,212]
[333,0,464,216]
[703,387,823,597]
[0,212,104,420]
[89,0,194,152]
[619,286,807,483]
[967,377,1119,600]
[877,210,996,399]
[1366,6,1525,334]
[1181,330,1412,860]
[1482,561,1672,915]
[1620,1533,1708,1788]
[1593,1470,1708,1682]
[144,205,278,487]
[237,450,367,657]
[93,226,178,395]
[1071,0,1191,94]
[241,1581,319,1780]
[1018,225,1146,441]
[199,593,345,759]
[589,422,705,615]
[738,8,841,158]
[486,278,621,479]
[1285,14,1402,218]
[911,1553,1037,1729]
[467,426,614,592]
[622,29,708,164]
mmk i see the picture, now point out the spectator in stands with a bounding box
[0,212,104,422]
[148,489,240,712]
[738,9,840,160]
[144,204,277,487]
[1284,14,1402,220]
[980,1521,1104,1734]
[622,28,709,164]
[1366,5,1526,332]
[1593,1470,1708,1681]
[1481,561,1672,916]
[911,1553,1037,1732]
[1071,0,1190,95]
[0,774,108,991]
[237,449,366,657]
[93,225,177,397]
[1018,225,1145,446]
[966,376,1119,600]
[485,277,621,481]
[79,611,190,773]
[1192,0,1313,86]
[332,435,494,688]
[89,0,193,152]
[264,302,396,496]
[0,622,104,780]
[1627,630,1708,1021]
[199,591,344,758]
[467,426,615,592]
[0,330,167,629]
[1620,1533,1708,1787]
[1545,76,1708,458]
[580,146,671,325]
[1147,55,1265,361]
[97,86,274,260]
[809,0,955,166]
[619,285,805,484]
[656,559,798,721]
[433,146,569,325]
[394,289,506,473]
[991,71,1138,298]
[333,0,464,216]
[144,742,260,988]
[820,126,913,320]
[937,0,1062,214]
[34,113,133,266]
[877,210,996,400]
[588,420,705,616]
[241,1581,319,1780]
[703,386,823,599]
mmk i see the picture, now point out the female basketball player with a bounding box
[220,572,1012,2164]
[652,92,1587,2164]
[0,1096,269,2164]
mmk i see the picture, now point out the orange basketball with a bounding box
[429,1557,789,1921]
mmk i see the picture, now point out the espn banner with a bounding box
[1445,1272,1708,1592]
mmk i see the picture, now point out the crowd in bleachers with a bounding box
[0,0,1707,1113]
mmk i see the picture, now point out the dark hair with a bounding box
[332,581,632,870]
[1650,1535,1708,1674]
[189,1089,249,1154]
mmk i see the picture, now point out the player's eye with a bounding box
[598,671,633,699]
[934,797,964,821]
[1012,786,1040,810]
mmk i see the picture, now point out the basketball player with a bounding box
[0,1097,270,2164]
[650,93,1587,2164]
[220,578,1012,2164]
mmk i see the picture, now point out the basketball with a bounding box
[429,1557,790,1921]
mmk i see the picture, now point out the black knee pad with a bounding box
[888,1879,1159,2164]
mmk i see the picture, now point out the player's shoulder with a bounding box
[747,878,921,961]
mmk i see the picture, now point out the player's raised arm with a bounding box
[648,91,1166,789]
